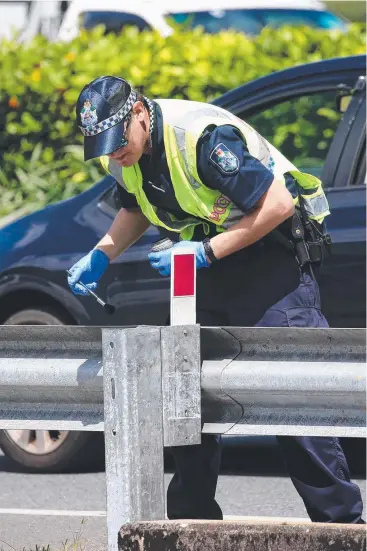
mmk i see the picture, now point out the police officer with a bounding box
[68,76,364,524]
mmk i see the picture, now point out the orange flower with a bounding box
[8,96,20,109]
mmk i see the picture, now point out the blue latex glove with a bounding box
[148,241,210,276]
[67,249,110,296]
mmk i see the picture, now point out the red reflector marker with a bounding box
[171,248,196,326]
[173,253,195,297]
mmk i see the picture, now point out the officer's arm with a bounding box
[210,179,294,260]
[94,207,151,261]
[197,125,294,261]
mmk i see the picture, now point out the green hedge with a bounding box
[0,24,365,216]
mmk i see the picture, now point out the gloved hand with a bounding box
[148,240,210,276]
[67,249,110,295]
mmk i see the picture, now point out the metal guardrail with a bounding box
[0,326,103,430]
[0,324,365,550]
[200,326,366,437]
[1,325,365,436]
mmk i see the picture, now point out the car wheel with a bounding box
[0,429,97,472]
[4,308,66,325]
[1,307,104,472]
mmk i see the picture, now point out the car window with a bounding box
[244,90,344,178]
[167,9,345,35]
[167,10,262,35]
[255,9,346,30]
[80,11,152,33]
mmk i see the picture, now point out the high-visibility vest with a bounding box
[100,99,330,240]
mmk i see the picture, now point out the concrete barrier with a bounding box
[118,520,366,551]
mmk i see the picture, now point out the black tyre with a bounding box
[4,307,67,326]
[0,429,102,473]
[1,307,104,472]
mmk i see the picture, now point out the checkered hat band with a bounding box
[145,97,154,136]
[79,90,137,137]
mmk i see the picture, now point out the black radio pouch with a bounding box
[291,211,310,267]
[270,209,332,269]
[296,187,332,267]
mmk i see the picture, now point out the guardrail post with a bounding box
[102,326,165,551]
[161,324,201,447]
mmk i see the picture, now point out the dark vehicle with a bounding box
[0,55,365,471]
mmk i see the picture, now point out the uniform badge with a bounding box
[210,143,239,174]
[80,99,98,129]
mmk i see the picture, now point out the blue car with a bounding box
[0,55,365,471]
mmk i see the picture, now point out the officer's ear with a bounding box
[132,101,145,122]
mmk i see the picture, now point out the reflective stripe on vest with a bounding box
[100,156,201,239]
[288,170,330,222]
[100,156,203,240]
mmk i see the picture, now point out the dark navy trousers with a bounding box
[167,241,364,523]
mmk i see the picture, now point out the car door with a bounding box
[319,76,366,327]
[221,62,365,327]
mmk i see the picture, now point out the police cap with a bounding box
[76,76,137,161]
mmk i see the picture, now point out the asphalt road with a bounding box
[0,438,365,551]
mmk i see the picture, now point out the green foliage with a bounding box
[0,143,101,216]
[246,90,343,177]
[0,24,365,216]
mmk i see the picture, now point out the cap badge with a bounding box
[80,99,98,129]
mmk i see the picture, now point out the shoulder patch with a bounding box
[209,143,239,175]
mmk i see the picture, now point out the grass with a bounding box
[0,519,89,551]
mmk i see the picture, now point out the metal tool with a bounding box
[66,270,115,315]
[150,237,175,252]
[66,240,175,314]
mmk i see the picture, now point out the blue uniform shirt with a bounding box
[115,102,274,238]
